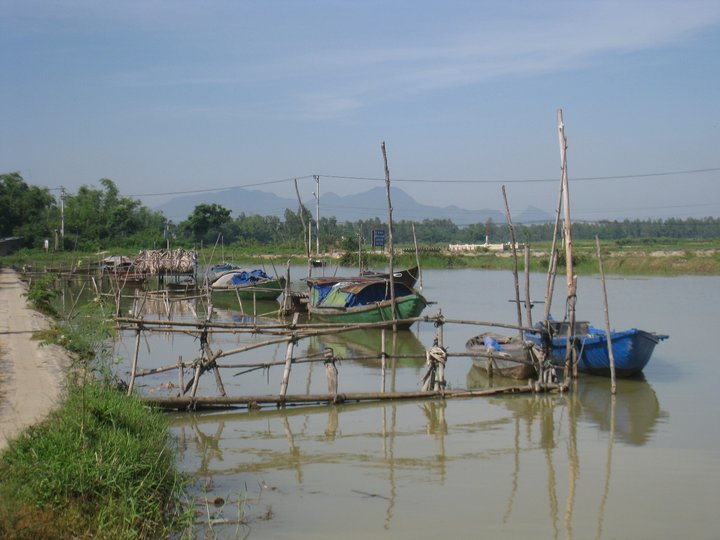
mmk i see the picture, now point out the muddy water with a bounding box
[110,269,720,539]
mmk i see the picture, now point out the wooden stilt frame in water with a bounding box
[117,308,561,411]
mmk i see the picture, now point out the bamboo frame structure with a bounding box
[115,301,562,411]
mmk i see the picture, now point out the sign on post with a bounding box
[372,229,386,248]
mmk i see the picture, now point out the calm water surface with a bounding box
[112,268,720,539]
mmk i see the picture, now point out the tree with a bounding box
[180,203,233,244]
[0,172,57,247]
[62,178,165,249]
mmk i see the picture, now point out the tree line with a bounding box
[2,172,719,252]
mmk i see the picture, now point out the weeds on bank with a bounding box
[3,284,195,539]
[0,380,194,539]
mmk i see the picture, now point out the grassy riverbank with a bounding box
[0,381,192,539]
[4,238,720,276]
[0,276,193,539]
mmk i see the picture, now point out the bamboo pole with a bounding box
[557,108,577,383]
[381,141,398,329]
[544,178,564,322]
[502,186,524,339]
[411,223,423,292]
[142,382,550,410]
[294,178,312,278]
[178,356,184,396]
[595,236,617,393]
[524,244,533,327]
[212,357,227,397]
[127,327,142,395]
[279,338,296,400]
[378,328,387,392]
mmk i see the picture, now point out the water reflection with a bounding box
[307,328,427,368]
[466,363,666,446]
[169,376,664,538]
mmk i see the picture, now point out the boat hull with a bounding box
[211,278,286,300]
[308,294,426,329]
[526,328,668,377]
[465,333,537,380]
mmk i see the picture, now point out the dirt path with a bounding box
[0,268,71,451]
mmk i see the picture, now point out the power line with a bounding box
[124,166,720,198]
[127,175,313,198]
[321,167,720,184]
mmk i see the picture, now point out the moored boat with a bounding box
[524,321,669,377]
[465,332,539,379]
[307,279,427,328]
[360,266,420,289]
[210,269,286,300]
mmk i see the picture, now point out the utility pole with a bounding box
[313,175,320,256]
[60,186,66,250]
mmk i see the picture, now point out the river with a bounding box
[108,267,720,539]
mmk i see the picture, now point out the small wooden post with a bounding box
[212,355,227,397]
[595,236,617,394]
[380,328,387,392]
[324,348,338,396]
[177,355,184,396]
[279,338,296,401]
[189,363,202,399]
[436,310,444,348]
[235,288,244,316]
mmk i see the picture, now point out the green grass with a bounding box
[0,380,193,539]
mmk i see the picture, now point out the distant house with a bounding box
[0,237,23,256]
[448,242,511,252]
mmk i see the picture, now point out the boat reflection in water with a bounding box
[169,371,665,538]
[306,327,427,370]
[467,364,666,446]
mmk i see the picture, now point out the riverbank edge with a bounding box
[0,267,193,539]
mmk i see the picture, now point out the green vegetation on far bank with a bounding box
[4,236,720,277]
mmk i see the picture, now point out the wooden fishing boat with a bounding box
[524,321,669,377]
[465,332,539,380]
[205,261,242,284]
[210,269,286,300]
[307,279,427,329]
[360,266,420,289]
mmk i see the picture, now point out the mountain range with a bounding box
[154,186,551,225]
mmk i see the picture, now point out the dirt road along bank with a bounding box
[0,268,70,451]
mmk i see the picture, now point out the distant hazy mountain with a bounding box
[154,186,551,225]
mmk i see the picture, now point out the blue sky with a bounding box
[2,0,720,222]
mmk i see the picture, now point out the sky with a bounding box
[2,0,720,223]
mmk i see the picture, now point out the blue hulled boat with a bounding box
[525,321,669,377]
